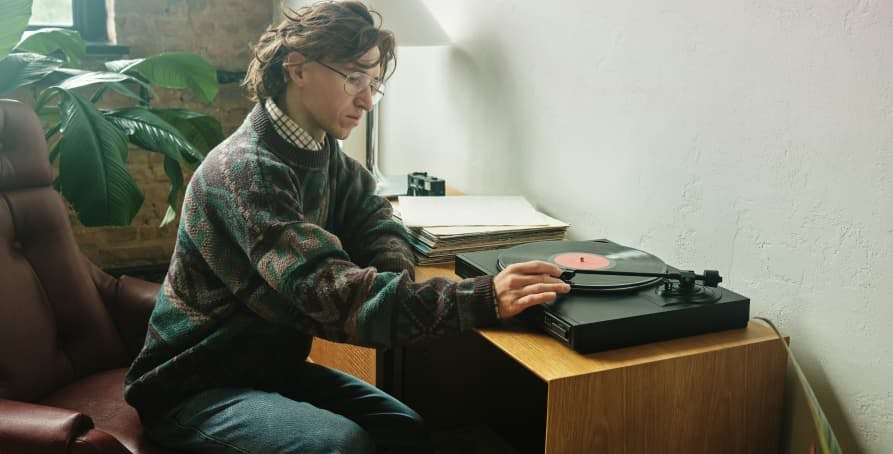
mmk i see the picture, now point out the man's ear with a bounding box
[285,51,306,82]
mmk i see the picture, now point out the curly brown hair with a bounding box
[242,1,396,102]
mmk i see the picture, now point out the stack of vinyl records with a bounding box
[393,196,569,266]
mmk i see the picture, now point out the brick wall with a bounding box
[69,0,273,269]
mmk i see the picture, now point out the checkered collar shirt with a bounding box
[264,98,324,151]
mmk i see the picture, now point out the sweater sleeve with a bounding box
[330,145,416,279]
[196,146,496,348]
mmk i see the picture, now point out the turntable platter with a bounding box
[496,240,668,291]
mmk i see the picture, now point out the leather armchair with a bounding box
[0,99,177,453]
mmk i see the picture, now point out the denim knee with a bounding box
[308,417,375,454]
[372,410,430,451]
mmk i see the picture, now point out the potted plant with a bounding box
[0,0,223,227]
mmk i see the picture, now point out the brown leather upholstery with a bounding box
[0,99,175,454]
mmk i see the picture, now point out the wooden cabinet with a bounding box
[310,263,786,453]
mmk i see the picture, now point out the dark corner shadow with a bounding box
[779,347,865,454]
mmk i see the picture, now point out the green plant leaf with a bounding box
[151,108,223,163]
[38,105,59,127]
[54,89,144,226]
[0,0,31,60]
[160,156,184,228]
[47,137,61,162]
[15,28,85,67]
[105,107,202,163]
[106,52,219,103]
[44,121,61,143]
[35,70,153,110]
[0,52,64,95]
[62,68,155,103]
[34,70,151,113]
[50,70,149,99]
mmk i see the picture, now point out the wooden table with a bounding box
[310,263,787,454]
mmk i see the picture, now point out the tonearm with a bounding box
[559,268,722,292]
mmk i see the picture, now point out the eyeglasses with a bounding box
[317,61,385,105]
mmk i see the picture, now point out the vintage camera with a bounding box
[406,172,445,196]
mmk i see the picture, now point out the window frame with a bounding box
[28,0,107,43]
[27,0,128,55]
[71,0,108,43]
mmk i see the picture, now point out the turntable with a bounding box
[455,239,750,354]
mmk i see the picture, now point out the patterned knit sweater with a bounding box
[124,104,498,422]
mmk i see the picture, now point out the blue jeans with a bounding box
[145,362,428,453]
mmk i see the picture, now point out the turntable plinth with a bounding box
[311,263,787,453]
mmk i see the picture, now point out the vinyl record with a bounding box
[497,240,668,291]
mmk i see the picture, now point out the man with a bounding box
[124,1,570,452]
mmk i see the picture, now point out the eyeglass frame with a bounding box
[284,60,385,105]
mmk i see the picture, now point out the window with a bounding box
[28,0,109,43]
[30,0,73,27]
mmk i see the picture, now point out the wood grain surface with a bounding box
[309,259,787,453]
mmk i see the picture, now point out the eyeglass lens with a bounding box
[345,72,384,104]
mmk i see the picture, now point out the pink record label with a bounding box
[553,253,611,270]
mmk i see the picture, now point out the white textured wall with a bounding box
[380,1,893,453]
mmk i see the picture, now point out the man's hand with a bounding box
[493,260,571,319]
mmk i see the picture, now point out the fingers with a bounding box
[494,260,570,299]
[501,273,567,288]
[493,259,574,319]
[515,291,558,308]
[503,260,564,277]
[514,282,570,296]
[496,289,563,319]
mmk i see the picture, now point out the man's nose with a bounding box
[355,86,374,111]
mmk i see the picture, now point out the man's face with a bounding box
[292,47,382,141]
